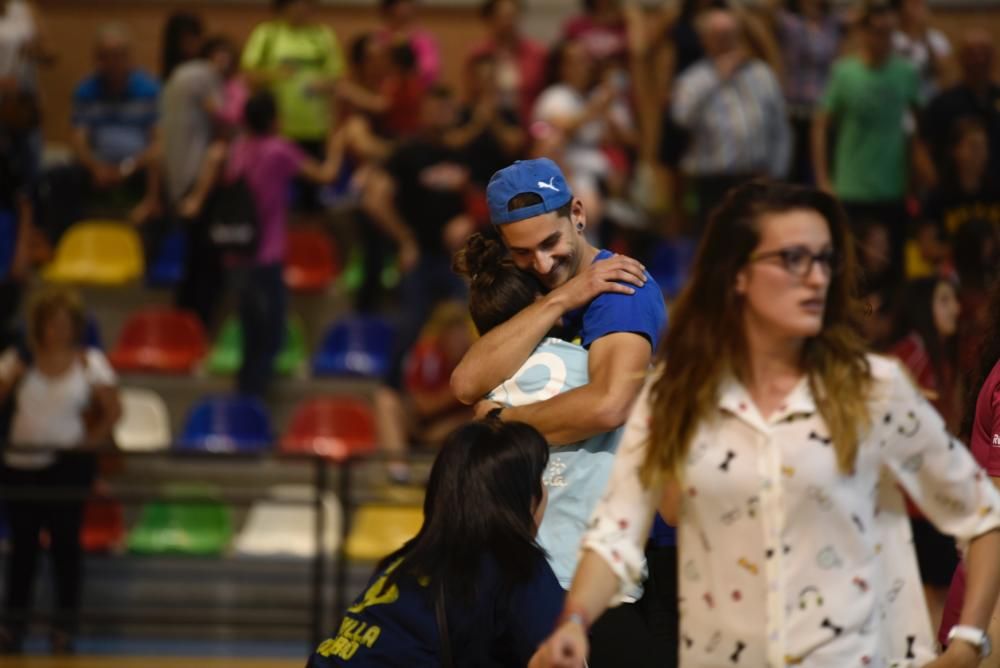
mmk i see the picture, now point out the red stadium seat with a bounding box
[284,228,340,293]
[109,308,208,374]
[281,397,376,463]
[81,499,125,552]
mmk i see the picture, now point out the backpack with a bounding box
[204,175,260,257]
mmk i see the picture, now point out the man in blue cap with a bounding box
[450,157,675,667]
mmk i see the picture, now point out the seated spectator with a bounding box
[918,117,1000,271]
[891,0,953,103]
[954,219,1000,375]
[888,276,962,630]
[241,0,344,213]
[813,2,920,284]
[467,0,547,125]
[922,29,1000,180]
[533,38,636,200]
[374,301,474,484]
[46,23,159,235]
[376,0,439,89]
[673,7,790,233]
[360,86,472,372]
[448,53,526,189]
[179,91,343,396]
[0,286,121,655]
[307,419,562,667]
[159,11,204,81]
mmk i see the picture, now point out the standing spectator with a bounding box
[178,92,343,396]
[761,0,846,184]
[922,29,1000,179]
[888,276,962,631]
[159,11,204,81]
[673,8,790,233]
[450,53,526,189]
[533,39,636,201]
[241,0,344,212]
[0,286,120,655]
[361,86,472,393]
[562,0,627,66]
[953,219,1000,376]
[376,0,440,89]
[0,0,53,189]
[891,0,952,103]
[0,131,32,349]
[813,2,920,284]
[938,279,1000,653]
[918,117,1000,271]
[55,22,160,234]
[467,0,547,125]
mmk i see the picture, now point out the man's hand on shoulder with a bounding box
[547,254,647,313]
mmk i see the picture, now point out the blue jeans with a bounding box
[235,263,287,397]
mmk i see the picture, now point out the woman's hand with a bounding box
[528,621,589,668]
[924,641,981,668]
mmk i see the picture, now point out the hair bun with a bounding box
[453,232,508,285]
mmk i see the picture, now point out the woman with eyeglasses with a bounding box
[530,180,1000,668]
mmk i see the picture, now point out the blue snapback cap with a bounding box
[486,158,574,225]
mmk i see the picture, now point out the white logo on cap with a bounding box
[537,177,560,192]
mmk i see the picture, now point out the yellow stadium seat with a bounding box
[904,239,935,279]
[344,504,423,562]
[44,221,144,285]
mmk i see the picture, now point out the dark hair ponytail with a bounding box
[453,231,541,335]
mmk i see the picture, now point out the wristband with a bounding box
[557,607,590,632]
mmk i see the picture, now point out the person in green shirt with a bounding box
[812,2,920,284]
[241,0,344,210]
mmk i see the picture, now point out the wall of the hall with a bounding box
[33,1,1000,144]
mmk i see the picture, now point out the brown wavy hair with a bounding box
[643,181,872,485]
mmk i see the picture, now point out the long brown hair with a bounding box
[961,277,1000,439]
[643,181,872,485]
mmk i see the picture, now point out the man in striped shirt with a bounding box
[671,8,790,233]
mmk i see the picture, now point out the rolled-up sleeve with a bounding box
[580,377,662,604]
[879,362,1000,551]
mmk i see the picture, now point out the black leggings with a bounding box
[1,453,96,636]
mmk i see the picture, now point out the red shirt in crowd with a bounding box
[466,37,548,125]
[939,359,1000,644]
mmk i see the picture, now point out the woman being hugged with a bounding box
[532,180,1000,668]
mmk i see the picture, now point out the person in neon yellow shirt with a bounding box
[242,0,343,209]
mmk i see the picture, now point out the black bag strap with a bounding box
[435,581,453,668]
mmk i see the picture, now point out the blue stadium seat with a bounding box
[312,315,394,378]
[177,395,273,453]
[146,229,187,287]
[647,237,697,299]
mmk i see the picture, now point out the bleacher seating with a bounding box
[234,485,342,558]
[206,315,307,377]
[284,227,340,293]
[44,221,144,285]
[114,387,172,452]
[312,315,394,378]
[280,396,376,463]
[177,396,274,454]
[109,307,207,374]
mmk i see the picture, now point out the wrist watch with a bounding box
[947,625,992,658]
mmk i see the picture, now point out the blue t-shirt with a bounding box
[72,70,160,164]
[564,249,675,547]
[308,553,562,667]
[490,338,622,590]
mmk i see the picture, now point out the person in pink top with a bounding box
[466,0,548,125]
[377,0,439,89]
[940,279,1000,657]
[179,90,342,396]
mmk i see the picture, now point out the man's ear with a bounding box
[570,198,586,233]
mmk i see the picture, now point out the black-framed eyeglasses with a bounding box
[748,246,839,278]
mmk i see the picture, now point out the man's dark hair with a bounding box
[507,192,573,219]
[859,0,894,27]
[389,42,417,72]
[244,90,278,136]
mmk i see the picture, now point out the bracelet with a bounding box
[557,608,590,632]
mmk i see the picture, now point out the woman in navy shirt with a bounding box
[308,419,563,667]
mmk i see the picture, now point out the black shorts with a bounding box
[911,516,960,588]
[294,139,326,213]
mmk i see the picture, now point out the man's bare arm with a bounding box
[499,332,651,445]
[450,255,648,404]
